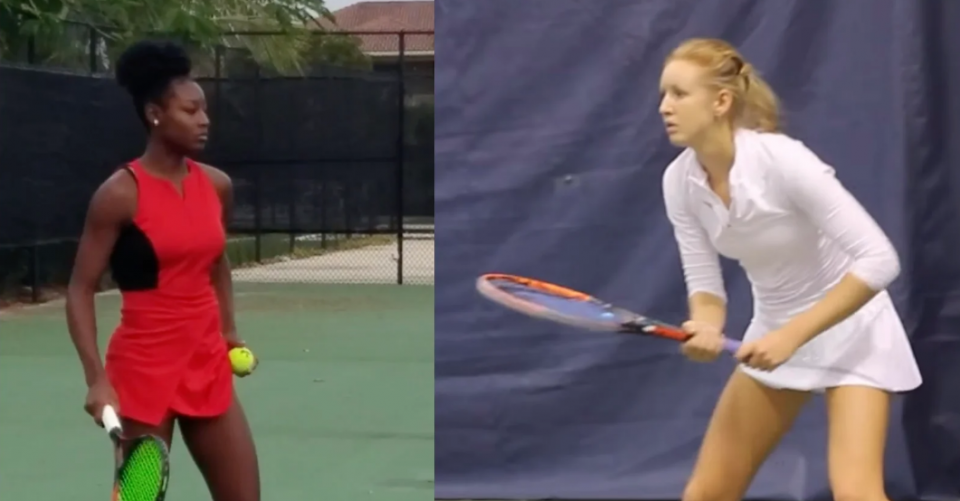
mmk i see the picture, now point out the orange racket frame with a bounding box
[475,273,698,343]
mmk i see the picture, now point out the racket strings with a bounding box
[117,440,167,501]
[492,282,619,321]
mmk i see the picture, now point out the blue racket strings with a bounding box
[495,280,614,322]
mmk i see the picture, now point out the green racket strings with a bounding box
[117,441,166,501]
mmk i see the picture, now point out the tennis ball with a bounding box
[229,347,258,376]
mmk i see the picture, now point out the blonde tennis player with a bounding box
[658,37,922,501]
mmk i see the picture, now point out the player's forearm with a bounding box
[781,273,879,346]
[688,292,727,330]
[65,286,105,386]
[212,254,237,335]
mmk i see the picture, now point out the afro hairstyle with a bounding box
[115,40,193,126]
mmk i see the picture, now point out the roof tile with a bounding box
[314,1,434,54]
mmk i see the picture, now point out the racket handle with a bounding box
[722,338,742,354]
[101,405,122,436]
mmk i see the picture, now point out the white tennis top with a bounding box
[662,128,921,392]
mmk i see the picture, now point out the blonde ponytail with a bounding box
[738,64,780,132]
[666,38,782,133]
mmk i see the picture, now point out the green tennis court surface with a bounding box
[0,279,433,500]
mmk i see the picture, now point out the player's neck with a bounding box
[692,126,735,184]
[140,140,189,179]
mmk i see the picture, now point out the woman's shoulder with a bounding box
[662,148,698,190]
[191,160,233,192]
[740,129,836,179]
[87,166,139,223]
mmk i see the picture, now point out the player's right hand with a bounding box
[679,321,726,362]
[84,376,120,427]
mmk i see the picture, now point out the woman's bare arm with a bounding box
[200,164,239,338]
[65,171,136,386]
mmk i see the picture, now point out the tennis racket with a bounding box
[476,273,741,353]
[101,404,170,501]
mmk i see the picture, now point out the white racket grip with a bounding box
[101,405,122,435]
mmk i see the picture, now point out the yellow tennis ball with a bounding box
[229,347,257,376]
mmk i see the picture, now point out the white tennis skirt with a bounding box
[738,291,923,393]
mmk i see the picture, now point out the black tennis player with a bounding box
[65,40,260,501]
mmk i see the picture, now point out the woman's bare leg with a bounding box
[682,369,812,501]
[825,385,891,501]
[179,394,260,501]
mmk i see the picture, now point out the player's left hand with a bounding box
[734,330,802,371]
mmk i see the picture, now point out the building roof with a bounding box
[313,1,434,56]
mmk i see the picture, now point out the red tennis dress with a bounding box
[104,159,233,426]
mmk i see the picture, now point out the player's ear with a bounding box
[713,88,734,119]
[144,102,162,127]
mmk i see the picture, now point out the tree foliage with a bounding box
[0,0,372,74]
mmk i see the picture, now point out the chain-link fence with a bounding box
[0,24,434,303]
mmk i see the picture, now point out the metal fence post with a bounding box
[88,26,98,74]
[253,62,264,262]
[396,31,407,285]
[26,36,35,64]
